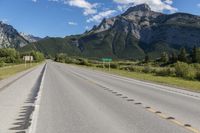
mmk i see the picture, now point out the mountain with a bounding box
[21,4,200,59]
[20,32,41,43]
[0,21,29,48]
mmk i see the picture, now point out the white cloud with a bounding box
[85,26,90,30]
[164,0,173,5]
[1,18,8,24]
[113,0,177,13]
[32,0,37,2]
[197,3,200,8]
[48,0,59,2]
[87,10,116,23]
[64,0,98,15]
[68,21,78,25]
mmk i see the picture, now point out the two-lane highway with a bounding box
[34,61,199,133]
[0,61,199,133]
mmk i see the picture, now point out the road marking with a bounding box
[157,113,167,119]
[116,94,122,96]
[70,69,200,133]
[171,119,184,126]
[147,108,156,113]
[145,107,200,133]
[185,127,200,133]
[127,99,134,101]
[28,64,47,133]
[134,102,142,105]
[72,66,200,99]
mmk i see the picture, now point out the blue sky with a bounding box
[0,0,200,37]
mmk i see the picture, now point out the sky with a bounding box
[0,0,200,38]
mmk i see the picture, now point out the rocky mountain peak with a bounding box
[20,32,41,43]
[0,21,29,48]
[124,4,151,14]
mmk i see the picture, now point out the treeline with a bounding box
[54,47,200,81]
[142,46,200,80]
[0,48,44,67]
[55,53,91,66]
[145,46,200,64]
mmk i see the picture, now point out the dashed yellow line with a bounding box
[145,107,200,133]
[171,119,184,126]
[71,71,200,133]
[157,113,168,119]
[185,127,200,133]
[147,108,156,113]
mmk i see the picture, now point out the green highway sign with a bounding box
[102,58,112,62]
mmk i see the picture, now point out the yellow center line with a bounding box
[71,70,200,133]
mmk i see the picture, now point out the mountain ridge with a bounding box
[0,21,29,48]
[19,32,42,43]
[21,4,200,59]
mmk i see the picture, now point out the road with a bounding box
[0,61,199,133]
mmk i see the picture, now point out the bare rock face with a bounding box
[90,18,117,33]
[20,32,41,43]
[0,21,29,48]
[22,4,200,59]
[82,4,200,59]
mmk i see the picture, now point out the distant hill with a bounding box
[19,36,82,57]
[0,21,29,48]
[20,4,200,59]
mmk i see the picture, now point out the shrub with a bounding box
[193,64,200,80]
[155,68,175,76]
[78,59,91,66]
[96,64,104,68]
[120,66,144,72]
[196,72,200,81]
[110,63,119,69]
[0,48,21,63]
[30,51,44,62]
[65,57,74,64]
[102,63,119,69]
[174,62,196,80]
[55,53,67,63]
[0,60,5,67]
[142,65,154,73]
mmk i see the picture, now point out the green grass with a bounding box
[85,66,200,92]
[0,63,40,80]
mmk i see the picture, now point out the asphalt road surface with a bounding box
[0,61,200,133]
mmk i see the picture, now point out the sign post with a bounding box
[101,58,112,71]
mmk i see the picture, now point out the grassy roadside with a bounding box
[0,63,40,80]
[78,65,200,93]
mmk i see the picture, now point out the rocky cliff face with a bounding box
[79,4,200,59]
[22,4,200,59]
[20,32,41,43]
[0,22,29,48]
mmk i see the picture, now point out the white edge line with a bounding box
[28,64,47,133]
[71,65,200,100]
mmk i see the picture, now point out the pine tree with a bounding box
[178,48,187,62]
[144,54,150,63]
[196,48,200,63]
[170,52,178,63]
[160,52,169,63]
[192,46,200,63]
[192,46,197,63]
